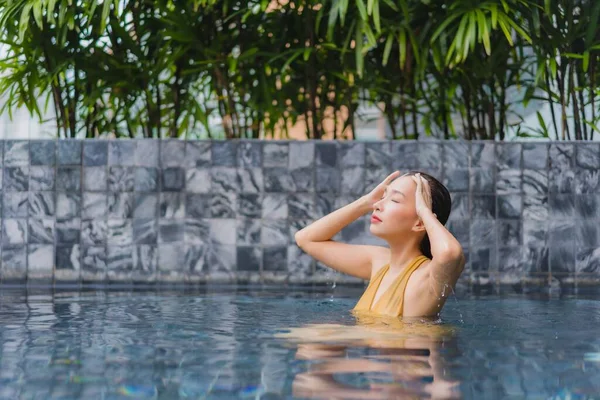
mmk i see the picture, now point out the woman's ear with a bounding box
[412,217,427,233]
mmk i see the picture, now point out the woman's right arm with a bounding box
[294,171,400,280]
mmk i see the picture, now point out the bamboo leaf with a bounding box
[476,9,491,55]
[373,0,380,32]
[382,33,393,66]
[367,0,374,15]
[355,21,364,76]
[100,0,112,32]
[399,28,406,68]
[431,13,461,43]
[583,51,590,72]
[356,0,367,21]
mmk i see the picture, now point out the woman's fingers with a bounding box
[383,170,401,185]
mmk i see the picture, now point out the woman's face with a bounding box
[369,175,420,239]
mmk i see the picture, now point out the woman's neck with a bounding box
[387,239,423,272]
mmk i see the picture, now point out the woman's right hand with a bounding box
[361,170,401,212]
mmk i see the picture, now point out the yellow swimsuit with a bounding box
[353,255,430,317]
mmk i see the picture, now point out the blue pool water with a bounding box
[0,287,599,399]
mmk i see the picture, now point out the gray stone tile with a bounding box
[496,143,521,169]
[56,218,81,244]
[28,219,55,244]
[4,167,29,191]
[56,193,81,218]
[211,168,237,193]
[497,220,521,247]
[80,245,105,281]
[1,246,27,280]
[419,143,442,169]
[30,141,56,165]
[57,167,81,191]
[263,143,288,167]
[549,194,574,219]
[107,245,134,280]
[184,218,210,244]
[83,141,108,166]
[449,193,469,221]
[523,219,548,247]
[288,193,316,219]
[443,169,469,192]
[469,169,496,193]
[209,219,236,245]
[83,167,107,191]
[236,141,262,167]
[133,245,157,281]
[27,245,54,279]
[470,247,495,272]
[29,192,55,217]
[366,142,391,169]
[364,167,392,192]
[550,143,574,169]
[341,167,365,195]
[315,142,337,167]
[57,140,82,165]
[162,167,185,191]
[524,246,549,273]
[576,248,600,275]
[497,247,524,284]
[4,141,29,166]
[185,168,210,193]
[443,141,469,168]
[261,220,288,246]
[289,142,315,169]
[237,219,261,245]
[575,195,599,219]
[82,192,107,219]
[108,167,134,192]
[3,192,28,217]
[133,193,158,219]
[576,143,600,169]
[284,168,311,193]
[108,140,135,166]
[523,169,548,195]
[263,168,293,192]
[158,243,185,274]
[81,220,107,246]
[161,140,185,167]
[158,220,184,243]
[523,143,548,169]
[262,193,288,219]
[316,167,340,193]
[133,218,158,244]
[549,219,574,247]
[549,242,575,274]
[211,141,237,167]
[576,221,599,249]
[339,144,366,169]
[30,166,55,191]
[471,195,495,219]
[575,169,600,194]
[237,168,263,193]
[55,244,81,280]
[391,141,419,169]
[496,169,521,194]
[2,219,27,246]
[184,141,211,167]
[135,167,159,192]
[263,246,287,271]
[549,168,575,193]
[315,193,336,216]
[447,219,469,245]
[206,243,236,280]
[185,244,208,278]
[238,193,262,218]
[237,247,261,271]
[107,192,134,219]
[340,219,367,244]
[523,194,548,221]
[134,140,159,167]
[185,193,210,219]
[470,220,496,247]
[288,245,314,282]
[107,219,133,245]
[210,193,236,218]
[470,142,495,168]
[497,194,522,219]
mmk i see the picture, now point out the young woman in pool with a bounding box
[295,170,465,318]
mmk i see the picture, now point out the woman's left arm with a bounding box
[413,175,465,295]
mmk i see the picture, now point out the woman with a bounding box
[295,171,465,318]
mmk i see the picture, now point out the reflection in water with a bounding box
[277,311,462,399]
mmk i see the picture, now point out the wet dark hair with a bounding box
[404,171,452,259]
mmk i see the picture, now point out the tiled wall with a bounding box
[0,139,599,286]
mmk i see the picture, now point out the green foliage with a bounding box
[0,0,598,140]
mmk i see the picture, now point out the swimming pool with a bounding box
[0,287,599,399]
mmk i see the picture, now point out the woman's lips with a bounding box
[371,214,382,223]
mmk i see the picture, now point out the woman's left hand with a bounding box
[412,173,433,219]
